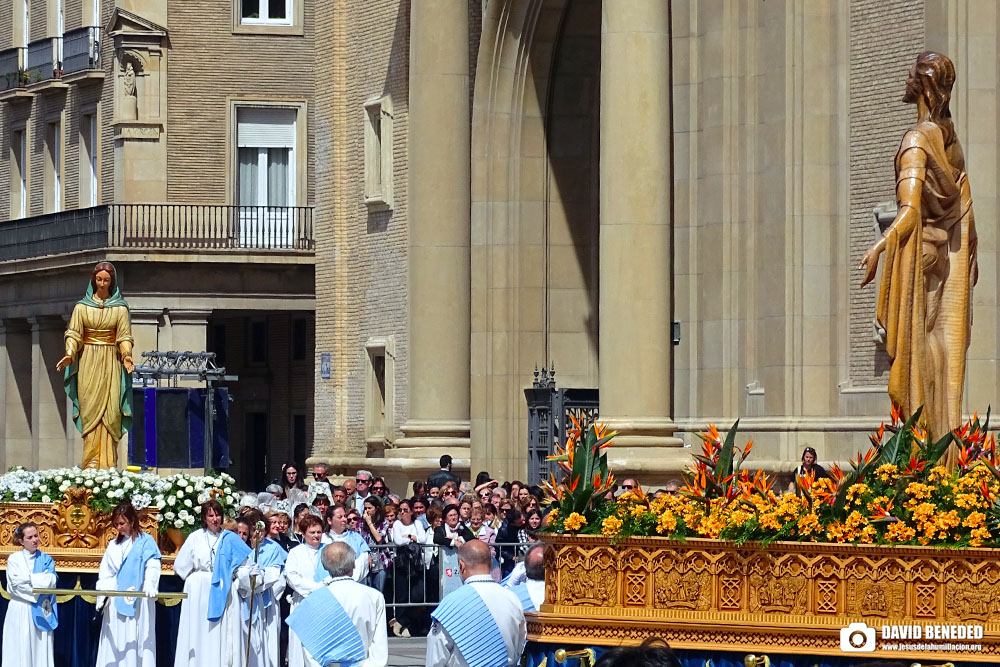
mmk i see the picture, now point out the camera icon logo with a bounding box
[840,622,876,652]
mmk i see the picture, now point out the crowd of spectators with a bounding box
[234,455,552,639]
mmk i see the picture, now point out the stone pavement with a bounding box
[387,637,427,665]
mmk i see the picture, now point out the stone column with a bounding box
[30,317,68,470]
[130,309,163,359]
[0,323,7,472]
[3,321,32,469]
[598,0,681,454]
[396,0,471,456]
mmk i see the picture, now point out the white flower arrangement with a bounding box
[0,466,240,536]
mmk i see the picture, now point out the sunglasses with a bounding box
[348,517,359,523]
[621,484,634,489]
[373,486,385,491]
[356,478,369,483]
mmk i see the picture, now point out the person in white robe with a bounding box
[2,522,57,667]
[320,504,370,581]
[508,544,544,612]
[426,540,526,667]
[96,503,162,667]
[236,511,287,667]
[285,515,330,667]
[173,500,249,667]
[285,543,388,667]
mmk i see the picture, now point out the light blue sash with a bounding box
[30,551,58,632]
[208,530,251,622]
[286,584,365,667]
[511,583,536,612]
[312,545,329,582]
[242,538,287,623]
[115,533,161,617]
[328,529,370,554]
[431,582,508,667]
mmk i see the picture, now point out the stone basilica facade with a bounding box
[1,0,999,489]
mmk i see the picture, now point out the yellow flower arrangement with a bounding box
[656,511,677,535]
[547,411,1000,549]
[601,515,623,537]
[564,512,588,531]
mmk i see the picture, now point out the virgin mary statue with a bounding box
[56,262,135,469]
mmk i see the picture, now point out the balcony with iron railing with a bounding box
[26,36,62,84]
[0,205,315,263]
[0,47,28,93]
[62,27,101,78]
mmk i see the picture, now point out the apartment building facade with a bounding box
[0,0,315,488]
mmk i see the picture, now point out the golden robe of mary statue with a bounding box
[56,262,135,469]
[860,52,978,461]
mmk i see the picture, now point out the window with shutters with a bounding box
[240,0,292,25]
[363,96,393,210]
[45,120,62,214]
[10,126,28,220]
[233,0,302,35]
[235,105,299,247]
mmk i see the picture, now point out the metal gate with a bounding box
[524,364,599,485]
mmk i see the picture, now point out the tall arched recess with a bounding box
[470,0,601,481]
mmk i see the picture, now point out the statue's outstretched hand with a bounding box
[123,355,135,373]
[859,239,885,288]
[56,355,73,372]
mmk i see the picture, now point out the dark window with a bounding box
[293,414,307,468]
[292,318,307,361]
[246,412,268,490]
[241,0,259,19]
[212,324,227,366]
[249,320,268,365]
[268,0,286,19]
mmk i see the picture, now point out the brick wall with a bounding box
[848,0,925,386]
[166,1,316,204]
[313,0,411,457]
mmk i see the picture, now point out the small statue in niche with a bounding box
[123,61,136,96]
[121,60,138,120]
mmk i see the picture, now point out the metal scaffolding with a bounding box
[132,351,238,474]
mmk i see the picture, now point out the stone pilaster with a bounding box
[598,0,682,460]
[29,317,67,470]
[396,0,471,457]
[3,320,31,469]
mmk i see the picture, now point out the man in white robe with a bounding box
[509,544,545,612]
[426,540,526,667]
[286,543,388,667]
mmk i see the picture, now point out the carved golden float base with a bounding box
[534,534,999,662]
[0,489,173,572]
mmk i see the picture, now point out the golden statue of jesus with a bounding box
[860,52,978,462]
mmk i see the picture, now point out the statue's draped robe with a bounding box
[878,121,978,457]
[64,299,133,468]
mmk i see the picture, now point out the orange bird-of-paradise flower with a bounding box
[829,463,845,483]
[870,498,895,521]
[890,403,902,425]
[911,425,927,442]
[902,456,926,476]
[980,481,994,504]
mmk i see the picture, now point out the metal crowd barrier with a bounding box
[365,541,533,616]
